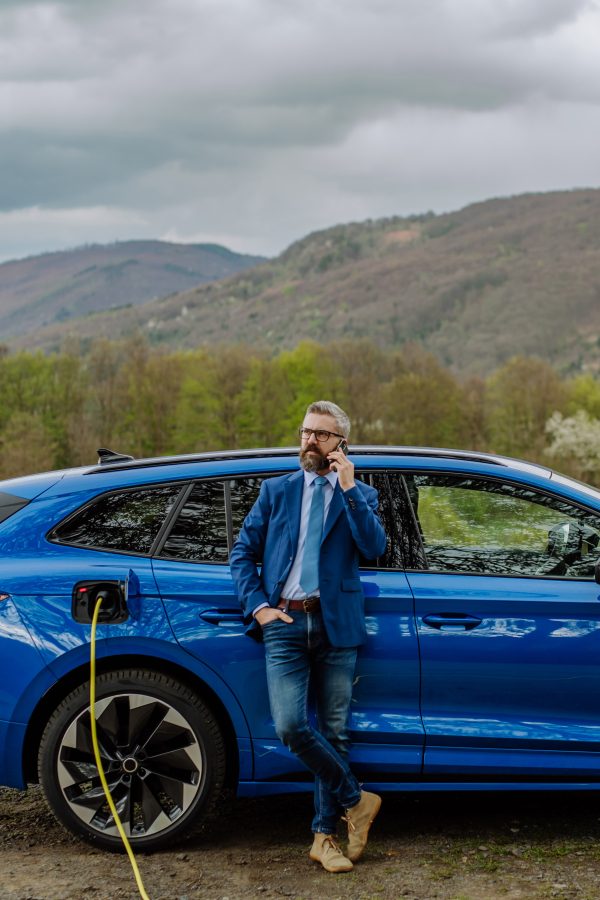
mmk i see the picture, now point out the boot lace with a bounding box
[341,813,356,833]
[323,835,344,853]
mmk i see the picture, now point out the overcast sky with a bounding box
[1,0,600,261]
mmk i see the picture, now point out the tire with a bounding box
[38,669,226,853]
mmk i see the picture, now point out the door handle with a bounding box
[422,613,482,630]
[199,609,244,625]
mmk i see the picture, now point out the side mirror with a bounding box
[72,579,129,624]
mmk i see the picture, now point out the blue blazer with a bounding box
[229,468,387,647]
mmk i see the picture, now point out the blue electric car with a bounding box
[1,445,600,852]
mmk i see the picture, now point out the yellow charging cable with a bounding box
[90,597,151,900]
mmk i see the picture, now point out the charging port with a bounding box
[72,580,129,624]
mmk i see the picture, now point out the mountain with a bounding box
[8,189,600,377]
[0,240,266,340]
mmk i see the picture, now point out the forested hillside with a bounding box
[9,189,600,377]
[0,240,266,340]
[2,337,600,486]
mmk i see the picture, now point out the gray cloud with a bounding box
[0,0,599,260]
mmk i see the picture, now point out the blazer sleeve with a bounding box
[341,483,387,560]
[229,479,272,624]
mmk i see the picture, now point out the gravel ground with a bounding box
[1,784,599,900]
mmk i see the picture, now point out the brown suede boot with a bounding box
[310,833,354,872]
[343,790,382,862]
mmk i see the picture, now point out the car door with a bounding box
[152,475,272,779]
[401,469,600,779]
[350,472,423,782]
[154,467,424,784]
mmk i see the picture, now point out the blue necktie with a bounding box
[299,476,328,596]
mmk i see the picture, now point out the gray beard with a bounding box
[299,447,329,473]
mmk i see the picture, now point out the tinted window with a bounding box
[230,477,265,543]
[406,474,600,577]
[388,474,427,569]
[356,473,404,569]
[231,473,404,568]
[160,481,227,563]
[55,485,181,554]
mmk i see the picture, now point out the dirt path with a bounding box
[1,785,599,900]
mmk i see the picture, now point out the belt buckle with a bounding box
[302,598,311,613]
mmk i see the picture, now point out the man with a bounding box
[230,401,387,873]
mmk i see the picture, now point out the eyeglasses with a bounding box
[298,427,345,442]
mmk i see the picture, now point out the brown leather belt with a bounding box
[278,597,322,613]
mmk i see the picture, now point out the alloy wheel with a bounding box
[56,692,202,838]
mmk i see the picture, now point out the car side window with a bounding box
[159,481,228,563]
[231,472,405,569]
[355,472,404,569]
[155,475,274,564]
[405,473,600,578]
[53,485,182,555]
[230,477,265,543]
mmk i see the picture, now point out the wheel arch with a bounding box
[22,653,241,790]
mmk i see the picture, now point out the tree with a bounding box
[275,342,343,443]
[48,345,90,467]
[567,373,600,420]
[460,375,489,451]
[328,340,393,444]
[115,335,185,458]
[545,410,600,480]
[175,345,255,452]
[0,412,57,480]
[487,356,567,461]
[381,345,463,448]
[88,337,125,448]
[238,355,294,448]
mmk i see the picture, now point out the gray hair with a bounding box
[305,400,351,439]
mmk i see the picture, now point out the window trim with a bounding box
[399,469,600,582]
[150,482,194,557]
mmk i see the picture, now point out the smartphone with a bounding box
[328,438,348,468]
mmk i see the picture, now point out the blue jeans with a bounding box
[262,610,361,834]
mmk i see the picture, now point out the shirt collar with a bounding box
[304,469,338,489]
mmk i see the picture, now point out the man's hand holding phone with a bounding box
[328,440,355,492]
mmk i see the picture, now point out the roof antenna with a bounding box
[97,448,135,465]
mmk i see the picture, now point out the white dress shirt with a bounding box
[253,469,338,616]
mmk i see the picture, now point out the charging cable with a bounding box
[90,597,151,900]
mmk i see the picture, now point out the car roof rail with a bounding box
[83,445,551,478]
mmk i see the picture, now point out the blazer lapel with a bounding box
[321,481,344,544]
[284,469,305,556]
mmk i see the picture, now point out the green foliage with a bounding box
[3,335,600,484]
[487,356,568,461]
[174,345,253,453]
[567,373,600,419]
[381,346,463,447]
